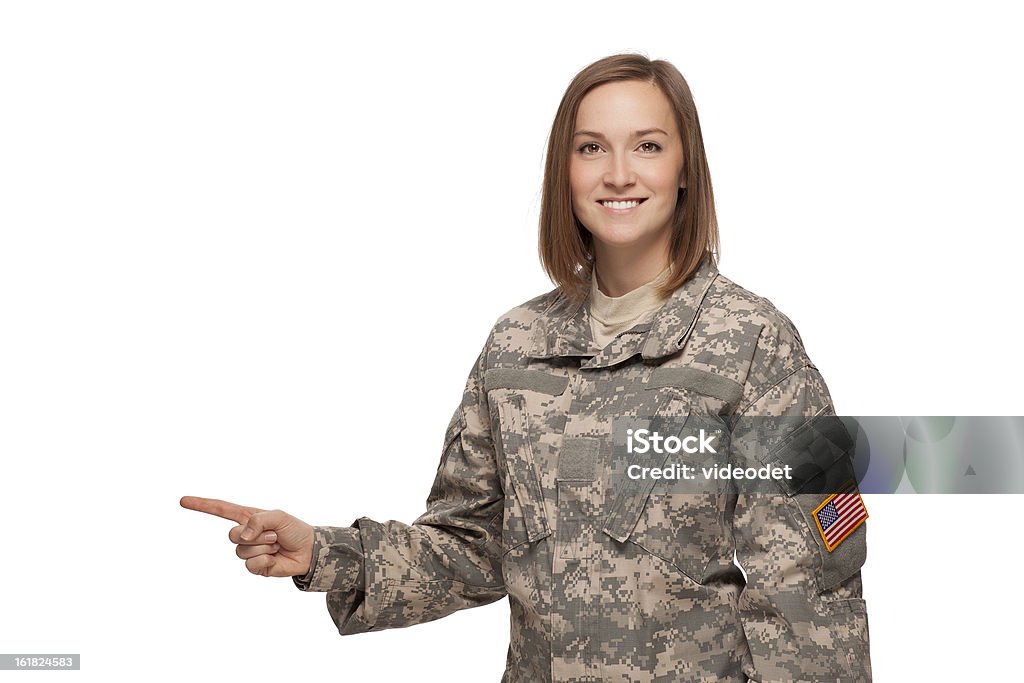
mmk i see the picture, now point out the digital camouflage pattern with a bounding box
[293,258,871,682]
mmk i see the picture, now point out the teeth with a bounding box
[601,200,640,209]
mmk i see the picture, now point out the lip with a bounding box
[596,197,647,214]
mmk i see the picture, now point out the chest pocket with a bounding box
[485,369,566,550]
[602,366,742,584]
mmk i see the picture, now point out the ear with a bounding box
[679,169,687,189]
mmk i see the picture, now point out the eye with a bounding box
[577,142,603,155]
[637,141,662,153]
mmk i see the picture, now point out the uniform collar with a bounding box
[528,257,719,365]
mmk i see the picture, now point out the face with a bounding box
[569,80,686,257]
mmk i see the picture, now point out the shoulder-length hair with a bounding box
[539,54,719,304]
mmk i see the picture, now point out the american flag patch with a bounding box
[812,482,868,552]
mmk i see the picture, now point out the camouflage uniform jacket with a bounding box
[294,258,871,682]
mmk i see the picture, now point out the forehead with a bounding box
[574,80,678,136]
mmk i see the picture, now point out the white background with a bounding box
[1,1,1021,681]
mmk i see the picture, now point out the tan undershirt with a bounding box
[589,265,672,348]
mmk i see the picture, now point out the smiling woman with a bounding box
[569,80,687,295]
[183,53,871,683]
[541,55,718,306]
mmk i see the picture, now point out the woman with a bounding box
[182,54,871,682]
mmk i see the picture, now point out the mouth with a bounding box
[598,198,647,212]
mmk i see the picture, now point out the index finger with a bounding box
[179,496,263,524]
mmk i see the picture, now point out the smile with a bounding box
[598,198,647,212]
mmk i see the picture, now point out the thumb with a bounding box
[239,509,289,541]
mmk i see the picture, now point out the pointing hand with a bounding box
[180,496,315,578]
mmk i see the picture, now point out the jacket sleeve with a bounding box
[292,340,507,635]
[729,330,871,681]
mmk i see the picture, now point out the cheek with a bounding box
[653,160,685,193]
[568,166,590,209]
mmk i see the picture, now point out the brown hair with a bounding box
[539,53,719,304]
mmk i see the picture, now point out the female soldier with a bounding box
[182,53,871,682]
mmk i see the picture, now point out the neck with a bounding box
[592,241,671,297]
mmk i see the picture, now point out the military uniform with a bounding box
[293,258,871,682]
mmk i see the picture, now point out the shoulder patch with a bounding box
[812,481,868,552]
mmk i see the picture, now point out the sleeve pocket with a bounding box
[764,415,868,592]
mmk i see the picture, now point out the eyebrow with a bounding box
[572,128,669,139]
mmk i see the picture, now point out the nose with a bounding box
[602,151,636,189]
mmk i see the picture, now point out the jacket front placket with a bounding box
[527,264,719,682]
[529,304,674,682]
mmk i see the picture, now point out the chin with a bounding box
[591,230,660,250]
